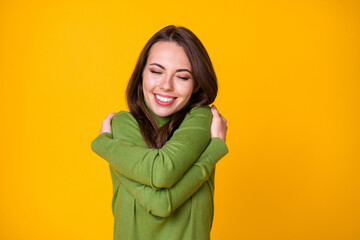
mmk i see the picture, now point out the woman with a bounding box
[91,25,228,240]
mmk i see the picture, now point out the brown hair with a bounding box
[126,25,218,149]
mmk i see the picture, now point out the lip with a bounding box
[154,93,177,98]
[154,93,177,106]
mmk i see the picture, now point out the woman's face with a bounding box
[142,41,195,117]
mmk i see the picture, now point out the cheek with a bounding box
[142,75,153,92]
[178,82,194,98]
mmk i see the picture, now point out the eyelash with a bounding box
[150,70,189,80]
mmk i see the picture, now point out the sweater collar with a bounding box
[144,98,172,127]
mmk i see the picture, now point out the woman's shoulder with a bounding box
[111,110,143,140]
[179,105,212,127]
[177,105,212,130]
[112,110,138,127]
[113,110,132,119]
[188,105,212,117]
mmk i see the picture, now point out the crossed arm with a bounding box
[91,105,229,217]
[91,106,216,189]
[113,136,228,217]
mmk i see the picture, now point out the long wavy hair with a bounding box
[126,25,218,149]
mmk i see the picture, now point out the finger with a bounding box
[219,114,227,124]
[211,105,220,117]
[107,112,117,118]
[213,106,225,118]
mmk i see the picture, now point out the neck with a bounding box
[144,98,172,127]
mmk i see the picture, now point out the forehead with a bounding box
[147,41,191,69]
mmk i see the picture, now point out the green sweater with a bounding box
[91,105,229,240]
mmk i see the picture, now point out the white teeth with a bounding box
[155,94,175,102]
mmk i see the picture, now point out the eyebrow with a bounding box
[149,63,192,75]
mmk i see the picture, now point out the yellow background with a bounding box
[1,0,359,239]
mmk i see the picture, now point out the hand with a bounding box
[210,105,227,142]
[99,112,118,135]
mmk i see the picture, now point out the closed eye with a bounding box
[151,69,189,80]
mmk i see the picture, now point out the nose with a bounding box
[160,74,174,91]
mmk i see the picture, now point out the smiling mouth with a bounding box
[154,94,177,102]
[154,94,177,105]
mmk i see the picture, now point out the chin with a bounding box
[154,110,173,117]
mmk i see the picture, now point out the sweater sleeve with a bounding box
[90,106,212,189]
[114,137,229,218]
